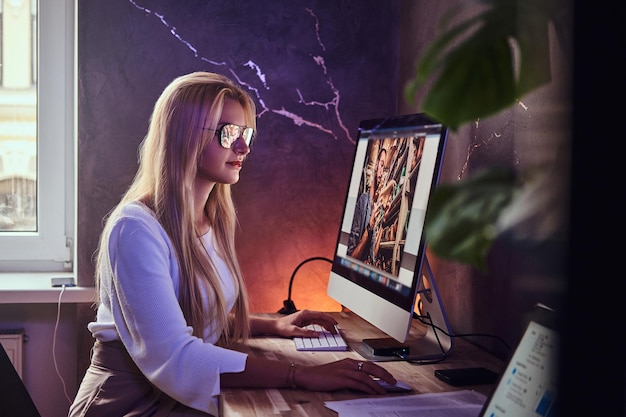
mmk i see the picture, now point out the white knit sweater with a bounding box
[87,201,247,414]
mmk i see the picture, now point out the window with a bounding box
[0,0,74,272]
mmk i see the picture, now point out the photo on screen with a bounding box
[346,135,426,277]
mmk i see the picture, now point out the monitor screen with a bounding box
[327,113,450,358]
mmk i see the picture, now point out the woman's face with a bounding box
[196,98,251,186]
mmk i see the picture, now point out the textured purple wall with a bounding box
[77,0,399,313]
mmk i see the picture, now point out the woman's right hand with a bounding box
[294,358,396,395]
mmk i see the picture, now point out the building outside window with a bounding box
[0,0,74,272]
[0,0,37,231]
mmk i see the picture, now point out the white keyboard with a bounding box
[294,324,348,351]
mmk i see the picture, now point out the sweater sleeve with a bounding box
[104,212,247,413]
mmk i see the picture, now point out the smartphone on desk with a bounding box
[434,367,499,387]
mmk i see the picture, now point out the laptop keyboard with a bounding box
[294,324,348,351]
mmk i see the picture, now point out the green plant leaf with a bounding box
[405,0,558,130]
[423,35,516,130]
[513,4,552,95]
[424,168,517,271]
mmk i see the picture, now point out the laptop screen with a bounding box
[480,304,559,417]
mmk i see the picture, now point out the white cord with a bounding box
[53,285,72,405]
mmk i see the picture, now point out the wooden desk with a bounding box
[220,312,503,417]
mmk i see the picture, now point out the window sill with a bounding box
[0,272,96,304]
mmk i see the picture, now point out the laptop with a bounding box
[478,303,560,417]
[0,343,42,417]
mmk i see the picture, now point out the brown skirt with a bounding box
[69,340,213,417]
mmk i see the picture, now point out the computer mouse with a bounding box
[375,379,413,392]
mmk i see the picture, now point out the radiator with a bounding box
[0,328,25,378]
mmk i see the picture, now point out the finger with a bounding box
[350,379,386,395]
[298,313,339,332]
[313,313,339,327]
[366,365,396,384]
[314,320,338,333]
[345,370,388,395]
[303,310,335,321]
[351,360,396,385]
[290,327,320,338]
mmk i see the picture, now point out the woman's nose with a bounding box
[232,136,251,154]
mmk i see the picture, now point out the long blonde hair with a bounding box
[95,72,254,344]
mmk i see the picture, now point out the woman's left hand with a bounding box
[272,310,339,338]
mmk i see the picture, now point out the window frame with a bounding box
[0,0,75,272]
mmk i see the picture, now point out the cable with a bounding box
[412,312,512,351]
[392,309,510,366]
[395,311,449,365]
[396,352,449,365]
[53,285,72,405]
[278,256,333,314]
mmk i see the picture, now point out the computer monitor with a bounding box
[327,113,453,361]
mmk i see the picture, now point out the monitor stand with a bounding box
[350,257,454,362]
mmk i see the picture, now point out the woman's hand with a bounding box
[250,310,339,338]
[295,358,397,395]
[273,310,339,338]
[222,356,397,395]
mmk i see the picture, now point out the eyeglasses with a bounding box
[202,123,255,149]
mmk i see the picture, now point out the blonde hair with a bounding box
[95,72,255,345]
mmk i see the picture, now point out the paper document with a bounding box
[324,390,486,417]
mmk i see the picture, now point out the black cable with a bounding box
[397,352,449,366]
[396,311,450,365]
[277,256,333,315]
[396,312,509,366]
[412,312,512,351]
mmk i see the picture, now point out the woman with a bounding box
[70,72,396,417]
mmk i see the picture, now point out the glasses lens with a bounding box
[220,124,238,148]
[241,127,255,146]
[219,124,254,148]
